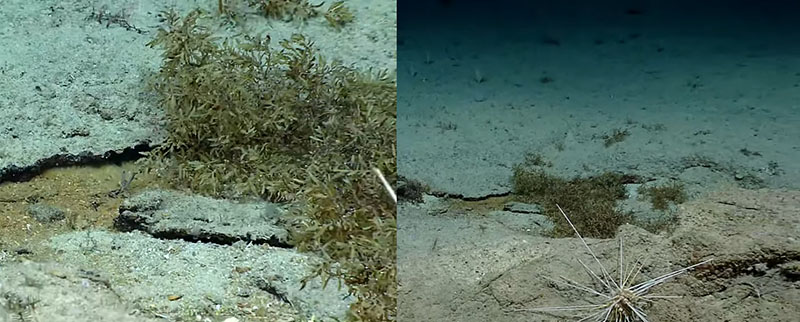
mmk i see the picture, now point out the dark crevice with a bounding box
[253,277,293,306]
[151,229,293,248]
[0,141,156,183]
[698,250,800,280]
[420,172,644,202]
[260,283,292,305]
[113,215,293,248]
[429,190,510,201]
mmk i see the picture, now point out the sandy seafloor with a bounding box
[397,1,800,321]
[0,0,395,321]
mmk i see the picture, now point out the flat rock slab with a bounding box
[0,2,165,183]
[0,0,395,185]
[0,261,161,322]
[116,189,291,247]
[45,229,352,321]
[398,187,800,321]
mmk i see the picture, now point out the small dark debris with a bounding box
[397,177,428,203]
[87,5,144,34]
[541,35,561,46]
[625,8,644,15]
[739,148,762,157]
[767,161,783,176]
[602,128,630,147]
[619,174,644,184]
[435,121,457,132]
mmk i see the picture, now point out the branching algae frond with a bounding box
[325,1,355,30]
[248,0,323,22]
[145,9,397,321]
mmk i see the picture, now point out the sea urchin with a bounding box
[510,205,713,322]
